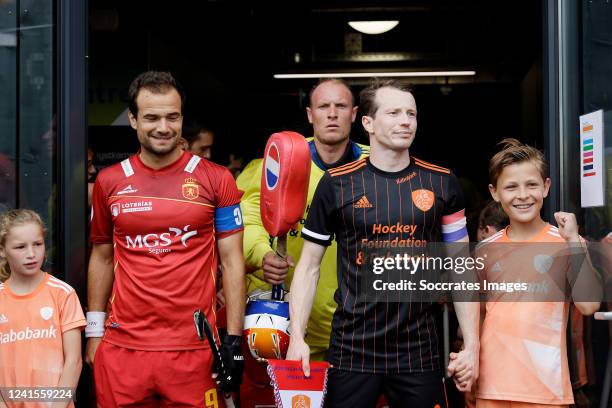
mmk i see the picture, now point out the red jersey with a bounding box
[90,151,243,351]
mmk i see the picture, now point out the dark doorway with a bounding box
[88,1,542,206]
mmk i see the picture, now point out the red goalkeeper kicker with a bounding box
[260,131,310,300]
[260,131,311,237]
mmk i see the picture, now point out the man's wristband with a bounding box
[85,311,106,338]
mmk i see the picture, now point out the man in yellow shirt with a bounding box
[237,78,368,360]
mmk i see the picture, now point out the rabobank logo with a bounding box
[0,325,58,344]
[125,225,198,255]
[265,142,280,191]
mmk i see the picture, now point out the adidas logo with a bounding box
[0,314,7,324]
[117,184,138,195]
[354,195,373,208]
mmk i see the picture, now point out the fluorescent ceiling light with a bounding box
[348,20,399,35]
[274,71,476,79]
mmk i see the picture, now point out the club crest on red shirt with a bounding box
[182,178,199,200]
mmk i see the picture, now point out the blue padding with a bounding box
[245,299,290,317]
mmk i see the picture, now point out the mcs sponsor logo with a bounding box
[125,225,198,254]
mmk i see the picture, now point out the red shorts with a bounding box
[239,374,274,408]
[94,341,220,408]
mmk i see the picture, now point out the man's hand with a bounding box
[554,211,579,241]
[447,345,479,392]
[217,334,244,393]
[262,251,294,285]
[286,336,311,377]
[84,337,102,369]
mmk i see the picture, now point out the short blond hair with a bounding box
[489,138,548,187]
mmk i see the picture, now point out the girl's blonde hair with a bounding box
[489,138,548,187]
[0,209,46,282]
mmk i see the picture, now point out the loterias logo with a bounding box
[111,201,153,217]
[111,203,120,217]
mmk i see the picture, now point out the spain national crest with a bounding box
[182,177,199,200]
[412,189,435,212]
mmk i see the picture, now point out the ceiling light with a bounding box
[348,20,399,35]
[273,71,476,79]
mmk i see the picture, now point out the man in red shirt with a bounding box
[86,71,245,407]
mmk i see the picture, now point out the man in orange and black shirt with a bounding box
[287,79,480,407]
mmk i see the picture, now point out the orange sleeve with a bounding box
[60,290,86,333]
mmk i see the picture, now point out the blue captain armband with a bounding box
[215,204,243,232]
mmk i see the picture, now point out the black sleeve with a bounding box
[301,172,336,246]
[444,172,466,216]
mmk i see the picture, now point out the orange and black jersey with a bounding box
[302,157,467,374]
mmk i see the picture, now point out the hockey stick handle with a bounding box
[272,235,288,301]
[194,310,236,408]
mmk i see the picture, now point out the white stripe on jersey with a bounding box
[46,281,70,294]
[547,226,563,238]
[184,155,201,173]
[48,276,73,292]
[121,158,135,178]
[476,229,504,250]
[483,230,504,242]
[302,227,331,241]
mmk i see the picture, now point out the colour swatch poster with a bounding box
[579,110,605,207]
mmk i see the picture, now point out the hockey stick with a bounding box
[194,310,236,408]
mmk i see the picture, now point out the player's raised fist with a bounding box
[554,211,579,241]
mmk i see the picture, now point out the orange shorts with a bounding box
[476,399,568,408]
[94,341,220,408]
